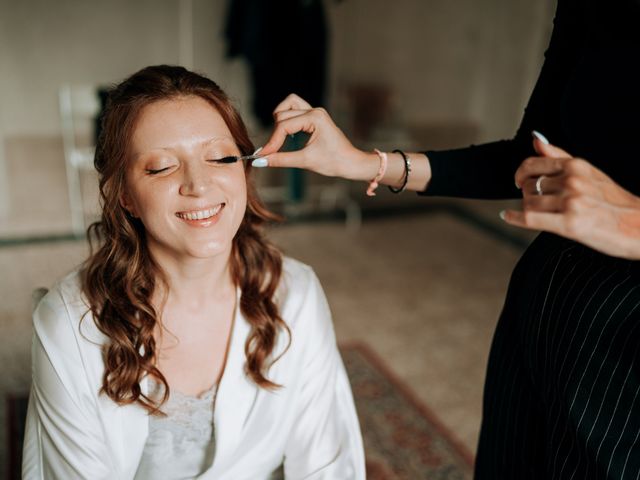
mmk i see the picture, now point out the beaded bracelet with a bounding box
[388,149,411,194]
[366,149,388,196]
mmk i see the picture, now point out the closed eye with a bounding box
[207,156,239,164]
[146,167,171,175]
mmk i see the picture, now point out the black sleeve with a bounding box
[421,0,581,199]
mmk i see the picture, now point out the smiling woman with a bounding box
[22,65,365,480]
[122,96,249,262]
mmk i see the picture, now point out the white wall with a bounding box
[328,0,555,141]
[0,0,555,139]
[0,0,258,137]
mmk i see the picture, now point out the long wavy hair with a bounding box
[81,65,287,413]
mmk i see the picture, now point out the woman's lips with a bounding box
[175,204,224,226]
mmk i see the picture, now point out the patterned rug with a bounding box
[342,342,474,479]
[7,343,473,479]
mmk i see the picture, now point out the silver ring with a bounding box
[535,175,546,195]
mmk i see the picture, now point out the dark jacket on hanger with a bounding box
[225,0,328,127]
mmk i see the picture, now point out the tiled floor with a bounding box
[0,136,536,473]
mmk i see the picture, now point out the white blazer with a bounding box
[22,257,365,479]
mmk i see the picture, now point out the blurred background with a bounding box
[0,0,554,477]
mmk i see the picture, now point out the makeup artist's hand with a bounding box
[259,94,377,181]
[501,134,640,259]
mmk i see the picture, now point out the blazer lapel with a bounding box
[75,304,149,479]
[209,288,259,472]
[118,376,150,478]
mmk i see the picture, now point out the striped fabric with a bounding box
[475,233,640,479]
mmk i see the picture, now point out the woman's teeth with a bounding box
[176,205,222,221]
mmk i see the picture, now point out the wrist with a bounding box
[344,148,432,193]
[344,149,380,182]
[382,151,431,192]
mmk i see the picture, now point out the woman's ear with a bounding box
[119,193,138,218]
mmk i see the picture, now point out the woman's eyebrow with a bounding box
[133,136,236,160]
[156,137,234,151]
[202,136,236,148]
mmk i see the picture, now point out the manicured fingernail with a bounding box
[515,181,521,189]
[499,210,507,221]
[253,146,263,155]
[252,157,268,168]
[532,130,549,145]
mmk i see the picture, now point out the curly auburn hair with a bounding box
[81,65,287,413]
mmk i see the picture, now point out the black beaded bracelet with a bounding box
[388,149,411,194]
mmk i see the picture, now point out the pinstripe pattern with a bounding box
[475,233,640,479]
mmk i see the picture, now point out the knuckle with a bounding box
[311,107,327,121]
[565,158,586,174]
[522,157,537,170]
[574,158,589,168]
[565,175,583,192]
[564,159,577,174]
[552,158,562,170]
[563,194,583,212]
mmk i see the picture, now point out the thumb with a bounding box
[532,131,571,158]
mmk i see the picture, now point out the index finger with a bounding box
[260,112,317,155]
[273,93,313,114]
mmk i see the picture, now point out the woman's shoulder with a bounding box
[34,270,83,322]
[282,255,315,281]
[279,256,320,300]
[33,269,103,348]
[277,256,331,329]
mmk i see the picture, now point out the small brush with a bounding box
[216,147,265,164]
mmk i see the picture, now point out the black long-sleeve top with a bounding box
[421,2,640,478]
[421,0,640,199]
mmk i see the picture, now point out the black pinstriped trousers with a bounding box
[475,233,640,479]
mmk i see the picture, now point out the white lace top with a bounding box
[134,378,218,480]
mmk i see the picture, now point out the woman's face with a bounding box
[122,95,247,262]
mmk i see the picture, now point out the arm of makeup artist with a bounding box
[260,94,432,194]
[259,94,640,260]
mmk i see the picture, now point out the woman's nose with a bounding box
[179,162,211,196]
